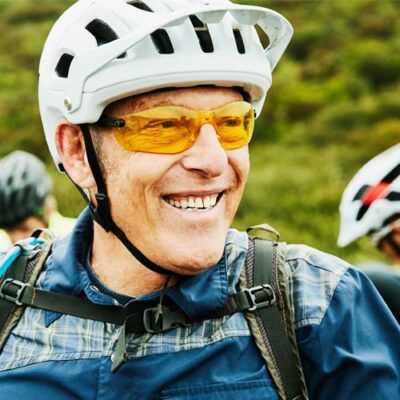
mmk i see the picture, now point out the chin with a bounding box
[163,244,225,276]
[144,223,229,275]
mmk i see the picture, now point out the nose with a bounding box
[181,124,228,178]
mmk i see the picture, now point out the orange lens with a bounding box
[111,101,254,154]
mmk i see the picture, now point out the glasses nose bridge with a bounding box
[198,109,214,125]
[196,110,218,135]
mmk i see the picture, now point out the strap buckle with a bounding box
[16,237,46,254]
[0,278,31,306]
[243,284,276,311]
[143,306,188,333]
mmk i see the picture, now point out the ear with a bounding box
[55,120,96,189]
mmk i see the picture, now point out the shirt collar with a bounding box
[44,207,248,323]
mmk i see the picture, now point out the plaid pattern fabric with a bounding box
[285,245,349,329]
[0,230,349,371]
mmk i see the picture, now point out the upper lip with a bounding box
[162,188,226,198]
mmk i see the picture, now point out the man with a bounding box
[0,150,75,251]
[338,143,400,322]
[0,1,399,399]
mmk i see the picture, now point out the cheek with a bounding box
[381,238,400,261]
[392,231,400,244]
[106,151,178,208]
[228,146,250,186]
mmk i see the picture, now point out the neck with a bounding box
[91,222,176,297]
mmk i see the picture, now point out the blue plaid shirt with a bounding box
[0,207,399,399]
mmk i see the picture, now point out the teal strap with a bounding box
[0,247,22,279]
[0,237,45,279]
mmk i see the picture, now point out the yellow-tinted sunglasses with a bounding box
[97,101,254,154]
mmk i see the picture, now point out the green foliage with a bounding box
[0,0,81,217]
[0,0,399,265]
[234,0,400,265]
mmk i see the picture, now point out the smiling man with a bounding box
[90,87,249,285]
[0,1,399,399]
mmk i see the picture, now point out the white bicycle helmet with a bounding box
[38,0,293,275]
[338,144,400,247]
[38,0,293,168]
[0,151,52,228]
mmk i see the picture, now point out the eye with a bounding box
[221,117,241,127]
[147,119,178,129]
[161,120,176,128]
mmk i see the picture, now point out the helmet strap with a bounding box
[68,124,172,276]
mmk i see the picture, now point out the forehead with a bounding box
[106,86,243,116]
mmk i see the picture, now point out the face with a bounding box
[95,87,250,275]
[379,227,400,264]
[6,216,46,244]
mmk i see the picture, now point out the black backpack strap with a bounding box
[0,237,53,351]
[241,237,309,400]
[0,253,30,328]
[0,231,306,392]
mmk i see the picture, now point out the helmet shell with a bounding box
[38,0,293,167]
[0,151,52,228]
[338,144,400,247]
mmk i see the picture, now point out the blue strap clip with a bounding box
[0,237,45,279]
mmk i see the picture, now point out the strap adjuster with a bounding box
[143,306,188,333]
[0,278,31,306]
[243,284,276,311]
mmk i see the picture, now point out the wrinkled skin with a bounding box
[56,87,251,296]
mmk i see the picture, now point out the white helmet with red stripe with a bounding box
[338,144,400,247]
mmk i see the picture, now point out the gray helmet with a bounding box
[0,151,52,228]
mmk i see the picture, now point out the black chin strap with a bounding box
[64,124,171,276]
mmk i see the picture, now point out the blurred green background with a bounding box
[0,0,399,265]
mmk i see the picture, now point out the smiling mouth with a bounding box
[162,192,224,211]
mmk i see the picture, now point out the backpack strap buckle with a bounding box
[0,278,31,306]
[242,284,276,311]
[143,306,189,333]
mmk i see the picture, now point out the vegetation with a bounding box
[0,0,399,265]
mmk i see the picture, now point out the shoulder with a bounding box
[225,229,248,257]
[283,244,355,329]
[224,229,248,294]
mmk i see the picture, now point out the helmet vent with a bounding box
[55,53,74,78]
[383,163,400,183]
[356,205,368,221]
[150,29,174,54]
[353,185,369,201]
[255,24,270,49]
[387,192,400,201]
[233,29,245,54]
[85,19,126,59]
[189,15,214,53]
[9,192,17,209]
[128,1,153,12]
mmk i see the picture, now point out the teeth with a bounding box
[165,193,219,210]
[173,200,181,208]
[194,198,203,208]
[210,195,217,207]
[180,198,188,208]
